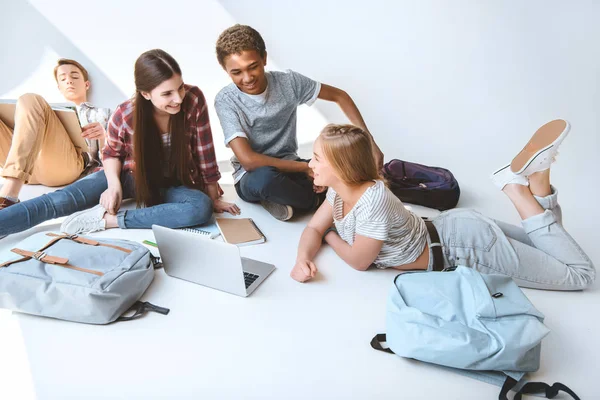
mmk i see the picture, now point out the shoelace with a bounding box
[70,216,105,235]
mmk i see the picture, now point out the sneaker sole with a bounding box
[510,119,570,175]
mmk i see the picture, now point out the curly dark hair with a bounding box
[216,24,266,67]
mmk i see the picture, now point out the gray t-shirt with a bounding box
[214,70,321,183]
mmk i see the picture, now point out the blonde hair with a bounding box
[319,124,380,185]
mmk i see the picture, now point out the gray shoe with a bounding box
[260,200,293,221]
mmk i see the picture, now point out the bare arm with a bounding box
[291,201,334,282]
[324,232,384,271]
[229,137,310,174]
[102,158,122,187]
[318,84,384,169]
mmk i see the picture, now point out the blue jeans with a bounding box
[430,186,595,291]
[0,170,213,235]
[235,165,317,211]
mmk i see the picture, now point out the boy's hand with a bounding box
[313,184,327,194]
[82,122,106,140]
[305,163,314,179]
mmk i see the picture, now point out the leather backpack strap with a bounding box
[9,248,103,276]
[11,249,68,265]
[46,233,132,253]
[0,234,100,269]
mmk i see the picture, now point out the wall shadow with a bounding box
[0,1,126,106]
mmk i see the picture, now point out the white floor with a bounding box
[0,176,598,400]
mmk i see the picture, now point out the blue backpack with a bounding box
[0,232,169,324]
[383,159,460,211]
[371,267,580,399]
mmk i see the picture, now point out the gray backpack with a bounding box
[0,232,169,324]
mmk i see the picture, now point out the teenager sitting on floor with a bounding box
[0,58,110,210]
[214,24,383,221]
[0,49,239,238]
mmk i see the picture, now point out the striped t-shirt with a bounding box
[326,180,428,269]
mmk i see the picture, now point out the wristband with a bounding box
[322,226,337,243]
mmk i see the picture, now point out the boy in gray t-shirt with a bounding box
[214,24,383,221]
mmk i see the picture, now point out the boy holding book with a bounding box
[0,58,110,210]
[214,24,383,221]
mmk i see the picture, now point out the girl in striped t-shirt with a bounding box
[291,122,594,291]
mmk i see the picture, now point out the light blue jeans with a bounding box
[430,186,595,291]
[0,170,213,236]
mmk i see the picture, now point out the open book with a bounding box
[216,218,266,246]
[0,99,88,152]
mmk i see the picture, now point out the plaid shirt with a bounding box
[102,85,221,185]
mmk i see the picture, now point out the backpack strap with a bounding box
[500,376,580,400]
[0,233,72,269]
[46,233,132,253]
[370,334,395,354]
[1,248,104,276]
[116,301,170,322]
[150,254,163,269]
[0,232,131,275]
[10,249,68,265]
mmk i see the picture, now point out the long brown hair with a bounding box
[319,124,380,185]
[133,49,192,207]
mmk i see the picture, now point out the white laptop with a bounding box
[152,225,275,297]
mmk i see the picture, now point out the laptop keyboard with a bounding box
[244,272,259,289]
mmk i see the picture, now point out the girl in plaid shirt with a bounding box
[0,49,239,237]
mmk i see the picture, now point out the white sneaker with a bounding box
[60,205,107,234]
[260,200,293,221]
[490,164,529,190]
[510,119,570,176]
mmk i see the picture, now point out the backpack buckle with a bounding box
[32,251,47,261]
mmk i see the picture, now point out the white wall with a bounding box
[2,0,599,266]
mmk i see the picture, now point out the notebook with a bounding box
[179,226,220,239]
[0,100,88,152]
[215,218,266,246]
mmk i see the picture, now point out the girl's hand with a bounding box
[100,184,123,215]
[214,199,241,215]
[290,259,317,283]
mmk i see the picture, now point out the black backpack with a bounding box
[382,159,460,211]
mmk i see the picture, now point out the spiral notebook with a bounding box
[179,225,220,239]
[215,218,266,246]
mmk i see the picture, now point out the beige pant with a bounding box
[0,93,84,186]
